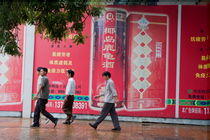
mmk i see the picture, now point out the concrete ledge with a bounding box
[1,111,209,126]
[0,111,21,117]
[40,113,210,126]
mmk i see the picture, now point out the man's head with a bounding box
[40,68,48,76]
[67,69,74,78]
[102,71,111,80]
[36,67,43,76]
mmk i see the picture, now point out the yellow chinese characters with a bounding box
[50,51,72,66]
[48,68,67,74]
[195,73,210,78]
[196,53,210,78]
[198,64,210,70]
[49,60,72,66]
[190,35,208,42]
[201,55,210,61]
[52,52,71,57]
[102,61,115,68]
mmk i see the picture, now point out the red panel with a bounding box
[32,6,178,118]
[0,25,24,111]
[179,5,210,120]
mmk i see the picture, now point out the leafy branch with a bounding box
[0,0,103,56]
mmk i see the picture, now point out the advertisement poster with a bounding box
[0,25,24,111]
[32,18,92,114]
[125,11,168,111]
[179,5,210,120]
[32,5,178,118]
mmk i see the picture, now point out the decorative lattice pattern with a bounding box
[132,16,152,94]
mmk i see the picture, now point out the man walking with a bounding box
[89,71,121,131]
[31,68,58,128]
[36,67,50,125]
[62,70,76,124]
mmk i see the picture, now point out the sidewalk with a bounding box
[0,117,209,140]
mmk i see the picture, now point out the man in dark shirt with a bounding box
[31,68,58,128]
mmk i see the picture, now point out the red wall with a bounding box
[0,5,209,120]
[32,5,210,119]
[179,5,210,119]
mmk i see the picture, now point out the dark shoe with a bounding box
[112,127,121,131]
[89,123,97,130]
[30,123,39,128]
[53,118,58,128]
[70,116,76,123]
[63,121,71,125]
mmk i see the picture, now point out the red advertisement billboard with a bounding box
[32,19,92,114]
[125,11,168,111]
[0,25,24,111]
[90,9,126,110]
[32,5,178,118]
[0,5,208,120]
[179,5,210,120]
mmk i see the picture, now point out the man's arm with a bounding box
[94,94,104,99]
[33,78,45,100]
[33,85,42,100]
[109,82,118,102]
[94,87,105,99]
[33,84,42,100]
[66,80,74,95]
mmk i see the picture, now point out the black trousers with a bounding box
[33,98,56,125]
[62,95,74,122]
[94,103,120,128]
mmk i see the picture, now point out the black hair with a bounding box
[41,68,48,73]
[37,67,43,72]
[102,71,111,78]
[67,69,75,77]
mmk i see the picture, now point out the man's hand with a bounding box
[114,96,118,103]
[94,95,101,99]
[33,96,38,101]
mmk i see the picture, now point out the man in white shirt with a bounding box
[62,70,76,124]
[89,71,121,131]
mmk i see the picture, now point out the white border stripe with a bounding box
[175,5,182,118]
[165,14,169,111]
[88,17,94,110]
[22,25,35,118]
